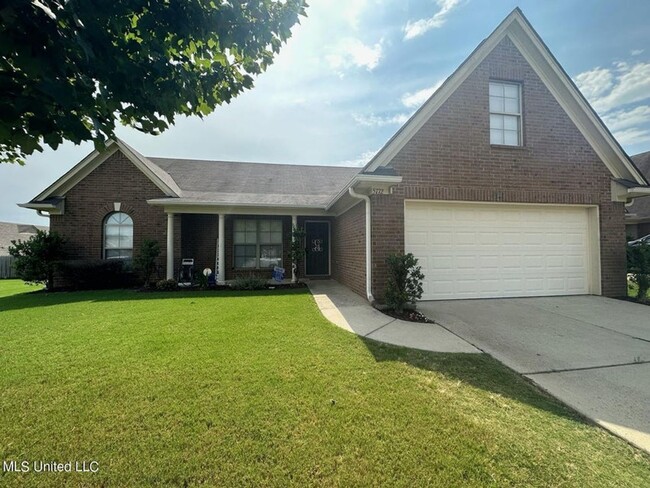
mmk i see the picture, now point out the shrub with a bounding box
[134,239,161,288]
[231,275,268,291]
[194,271,209,290]
[155,279,178,291]
[9,230,66,290]
[58,259,137,290]
[384,252,425,313]
[627,242,650,301]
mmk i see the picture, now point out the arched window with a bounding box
[103,212,133,259]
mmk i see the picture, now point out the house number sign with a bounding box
[312,239,323,252]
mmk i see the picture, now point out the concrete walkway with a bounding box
[307,280,479,354]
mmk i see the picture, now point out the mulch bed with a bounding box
[381,308,435,323]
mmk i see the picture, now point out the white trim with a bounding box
[34,144,119,201]
[218,214,225,284]
[291,215,298,283]
[31,139,181,203]
[166,213,175,280]
[404,199,602,296]
[304,220,331,277]
[363,8,647,186]
[232,218,283,270]
[488,80,522,146]
[150,202,332,217]
[325,174,402,211]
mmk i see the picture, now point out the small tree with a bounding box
[134,239,161,288]
[287,226,306,282]
[627,242,650,301]
[9,230,66,290]
[384,252,425,313]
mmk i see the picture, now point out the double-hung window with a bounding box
[234,219,283,268]
[489,81,522,146]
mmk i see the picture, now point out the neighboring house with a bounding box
[0,221,48,278]
[0,221,48,256]
[19,9,650,300]
[626,151,650,240]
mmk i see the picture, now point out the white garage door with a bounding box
[405,201,596,300]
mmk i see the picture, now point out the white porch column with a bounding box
[291,215,298,283]
[166,213,175,279]
[218,213,226,284]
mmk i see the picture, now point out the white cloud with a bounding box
[401,80,445,108]
[602,105,650,132]
[342,0,368,29]
[611,127,650,146]
[403,0,462,40]
[353,112,410,127]
[326,38,383,74]
[574,67,613,101]
[575,62,650,113]
[334,149,379,167]
[631,49,644,56]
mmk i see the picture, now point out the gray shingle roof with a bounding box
[148,158,361,207]
[0,221,48,256]
[628,151,650,221]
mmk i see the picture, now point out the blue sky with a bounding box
[3,0,650,225]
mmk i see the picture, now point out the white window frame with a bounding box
[233,219,283,269]
[489,81,522,146]
[103,212,134,260]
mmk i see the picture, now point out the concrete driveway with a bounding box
[419,296,650,453]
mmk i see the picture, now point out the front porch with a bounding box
[164,210,333,284]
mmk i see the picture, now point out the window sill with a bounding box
[490,144,526,150]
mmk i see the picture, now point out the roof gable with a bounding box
[363,8,648,186]
[31,139,181,202]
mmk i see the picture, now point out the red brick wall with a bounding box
[49,150,181,281]
[181,214,219,273]
[332,202,366,298]
[370,36,626,299]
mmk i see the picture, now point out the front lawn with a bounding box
[1,281,648,486]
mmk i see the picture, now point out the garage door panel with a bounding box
[405,202,594,300]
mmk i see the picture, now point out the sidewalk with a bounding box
[307,280,479,354]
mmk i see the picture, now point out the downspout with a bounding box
[348,187,374,302]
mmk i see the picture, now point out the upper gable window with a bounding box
[489,81,522,146]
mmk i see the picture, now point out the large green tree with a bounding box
[0,0,307,164]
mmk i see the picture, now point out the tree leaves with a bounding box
[0,0,307,164]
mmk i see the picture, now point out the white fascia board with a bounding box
[32,139,180,203]
[325,174,403,210]
[507,20,647,185]
[33,142,118,201]
[114,139,181,196]
[363,14,516,173]
[147,200,333,216]
[363,8,647,186]
[627,187,650,199]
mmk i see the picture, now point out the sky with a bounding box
[2,0,650,225]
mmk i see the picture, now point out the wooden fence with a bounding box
[0,256,16,278]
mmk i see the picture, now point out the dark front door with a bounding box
[305,221,330,276]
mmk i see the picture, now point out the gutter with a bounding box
[626,187,650,200]
[348,187,374,303]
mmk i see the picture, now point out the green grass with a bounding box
[0,281,648,487]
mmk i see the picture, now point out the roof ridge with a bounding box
[148,156,361,170]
